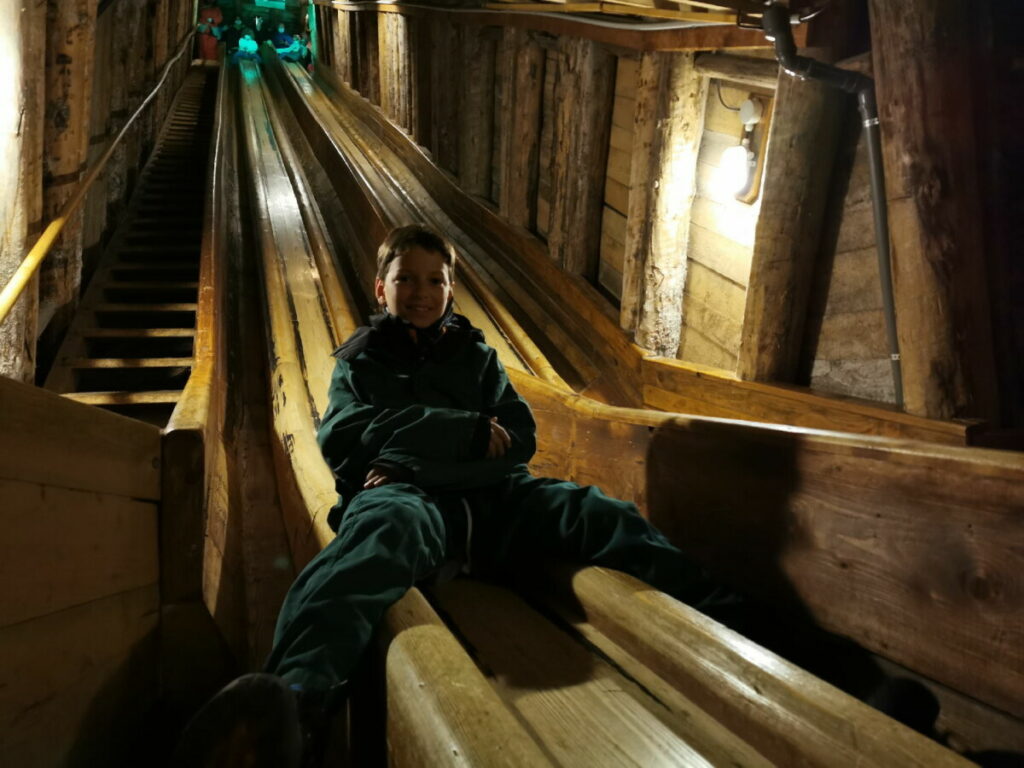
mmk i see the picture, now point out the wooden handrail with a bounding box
[0,29,196,326]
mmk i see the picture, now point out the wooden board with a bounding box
[0,478,157,628]
[0,375,160,499]
[0,585,159,767]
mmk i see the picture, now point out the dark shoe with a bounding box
[173,673,303,768]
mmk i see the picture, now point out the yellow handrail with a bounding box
[0,29,196,325]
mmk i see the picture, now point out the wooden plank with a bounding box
[737,72,843,382]
[432,579,770,766]
[383,588,554,767]
[620,52,706,355]
[0,478,158,628]
[547,568,976,768]
[690,195,757,249]
[603,175,629,213]
[0,375,160,498]
[497,28,544,228]
[378,12,412,131]
[676,326,738,370]
[605,146,632,186]
[64,389,182,405]
[687,221,752,287]
[683,261,745,349]
[868,0,999,420]
[694,52,778,90]
[0,585,159,767]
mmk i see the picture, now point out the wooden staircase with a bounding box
[44,68,216,426]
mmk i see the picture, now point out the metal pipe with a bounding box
[761,3,904,408]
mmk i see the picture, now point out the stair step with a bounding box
[105,281,199,290]
[91,302,198,312]
[63,357,193,369]
[63,390,183,406]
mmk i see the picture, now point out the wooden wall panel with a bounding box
[497,28,543,229]
[458,26,497,198]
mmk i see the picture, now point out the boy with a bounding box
[176,225,730,767]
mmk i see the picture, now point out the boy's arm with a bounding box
[316,359,485,478]
[373,350,537,490]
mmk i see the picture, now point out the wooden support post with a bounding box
[0,0,44,381]
[694,53,779,91]
[620,53,706,357]
[361,12,381,106]
[151,0,170,129]
[411,16,432,148]
[379,12,412,132]
[39,0,99,343]
[737,73,843,382]
[429,19,460,175]
[83,9,112,278]
[458,26,497,198]
[123,0,147,193]
[547,38,615,276]
[868,1,999,420]
[106,1,130,222]
[333,9,353,85]
[497,28,544,229]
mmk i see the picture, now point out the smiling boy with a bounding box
[176,225,730,767]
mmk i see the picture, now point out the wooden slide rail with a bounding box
[303,56,975,446]
[269,52,1022,744]
[235,59,560,764]
[242,57,1017,761]
[0,376,161,766]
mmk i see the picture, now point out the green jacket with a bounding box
[317,313,536,529]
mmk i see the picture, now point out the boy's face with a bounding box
[375,246,453,328]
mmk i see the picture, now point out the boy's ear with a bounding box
[373,277,386,306]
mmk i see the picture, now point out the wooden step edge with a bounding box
[63,390,183,406]
[62,357,194,369]
[104,281,200,290]
[80,328,197,338]
[91,303,199,312]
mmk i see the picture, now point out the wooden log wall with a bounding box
[0,0,194,381]
[0,1,45,382]
[312,2,1018,427]
[0,377,161,766]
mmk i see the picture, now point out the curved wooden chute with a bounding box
[222,47,1020,764]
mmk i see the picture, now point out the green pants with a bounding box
[265,473,725,690]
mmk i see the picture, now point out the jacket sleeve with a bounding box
[374,349,537,490]
[316,359,484,483]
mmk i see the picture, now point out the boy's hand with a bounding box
[487,417,511,459]
[364,466,395,489]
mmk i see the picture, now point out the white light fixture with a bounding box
[721,98,764,199]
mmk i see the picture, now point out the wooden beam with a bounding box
[458,25,497,198]
[316,2,792,52]
[737,72,843,382]
[411,16,432,148]
[39,0,99,342]
[867,1,999,421]
[621,52,706,356]
[694,52,778,90]
[497,28,544,229]
[547,38,616,276]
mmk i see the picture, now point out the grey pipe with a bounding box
[762,4,904,408]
